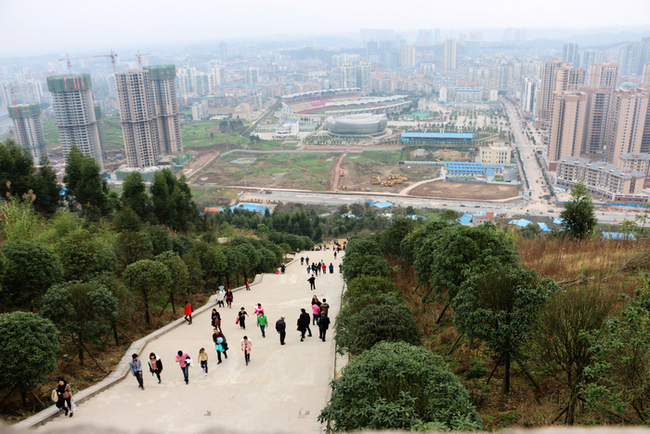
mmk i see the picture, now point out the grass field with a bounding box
[197,152,339,191]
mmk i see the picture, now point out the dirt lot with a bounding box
[408,180,521,200]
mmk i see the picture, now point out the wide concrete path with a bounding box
[39,250,344,434]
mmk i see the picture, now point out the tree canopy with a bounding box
[560,182,597,240]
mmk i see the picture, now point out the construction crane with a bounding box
[135,50,151,69]
[59,50,119,74]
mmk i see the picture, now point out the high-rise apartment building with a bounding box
[444,39,457,70]
[146,65,183,156]
[339,65,357,88]
[521,78,539,114]
[219,41,228,62]
[581,87,613,155]
[537,59,568,126]
[466,40,481,58]
[47,74,105,169]
[606,89,650,167]
[581,49,603,73]
[8,103,47,163]
[562,43,580,66]
[641,63,650,87]
[356,63,371,92]
[548,91,589,163]
[555,65,585,93]
[245,68,259,85]
[115,69,160,168]
[588,61,618,89]
[399,45,416,68]
[618,43,639,76]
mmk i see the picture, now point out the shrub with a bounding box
[318,341,481,432]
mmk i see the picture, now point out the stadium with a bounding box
[280,89,410,121]
[326,114,388,137]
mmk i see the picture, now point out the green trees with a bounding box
[155,251,189,314]
[55,229,117,281]
[454,264,557,393]
[121,172,150,221]
[1,240,63,309]
[150,169,198,232]
[341,237,389,282]
[533,285,615,424]
[63,146,112,220]
[123,260,171,326]
[0,312,59,408]
[318,341,481,432]
[560,182,597,240]
[584,279,650,423]
[41,282,118,366]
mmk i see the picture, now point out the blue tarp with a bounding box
[509,219,533,227]
[458,213,473,224]
[603,232,636,241]
[537,222,551,232]
[373,201,394,209]
[229,203,272,213]
[553,217,564,225]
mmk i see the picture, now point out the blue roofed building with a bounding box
[602,232,636,241]
[373,201,394,209]
[401,132,475,145]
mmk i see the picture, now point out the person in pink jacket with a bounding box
[311,303,321,325]
[175,350,190,384]
[241,336,253,366]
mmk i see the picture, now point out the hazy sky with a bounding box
[1,0,649,56]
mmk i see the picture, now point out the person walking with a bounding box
[276,316,286,345]
[176,350,191,385]
[130,353,145,390]
[216,287,226,308]
[320,299,330,317]
[211,309,221,330]
[311,302,321,325]
[318,311,331,342]
[241,336,252,366]
[322,263,327,274]
[257,311,268,338]
[297,308,311,341]
[198,348,209,376]
[215,336,227,364]
[245,276,250,290]
[311,295,321,307]
[338,263,342,273]
[212,329,228,362]
[254,303,264,315]
[329,263,334,274]
[225,288,234,308]
[238,307,249,330]
[184,300,193,325]
[334,251,337,259]
[306,256,310,266]
[300,256,304,265]
[307,275,316,291]
[55,378,73,417]
[148,352,163,384]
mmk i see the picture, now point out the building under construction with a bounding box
[8,103,47,163]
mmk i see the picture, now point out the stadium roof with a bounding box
[281,88,360,100]
[402,132,475,139]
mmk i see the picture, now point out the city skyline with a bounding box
[1,0,650,57]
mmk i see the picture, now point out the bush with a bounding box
[336,303,421,355]
[318,341,481,432]
[344,275,401,304]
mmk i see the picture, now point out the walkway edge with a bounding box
[14,274,267,430]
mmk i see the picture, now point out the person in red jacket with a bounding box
[184,300,193,325]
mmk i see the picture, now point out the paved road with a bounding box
[39,251,344,434]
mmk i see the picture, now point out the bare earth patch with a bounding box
[408,180,520,200]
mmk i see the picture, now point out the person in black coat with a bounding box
[275,316,286,345]
[318,311,331,342]
[148,352,163,384]
[297,308,311,341]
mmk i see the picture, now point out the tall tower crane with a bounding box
[135,50,151,69]
[59,50,119,74]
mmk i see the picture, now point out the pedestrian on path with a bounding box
[130,354,145,390]
[300,256,304,265]
[306,265,311,274]
[176,350,191,385]
[215,336,227,363]
[308,275,316,291]
[184,300,193,325]
[241,336,252,366]
[318,311,331,342]
[257,311,268,338]
[254,303,264,315]
[211,309,221,331]
[148,352,163,384]
[312,303,321,325]
[212,329,229,362]
[306,256,310,265]
[238,307,249,329]
[311,295,321,307]
[198,348,209,376]
[320,299,330,317]
[297,308,311,341]
[338,264,342,273]
[245,276,250,290]
[334,251,337,259]
[276,316,286,345]
[329,263,334,274]
[55,378,73,417]
[225,289,234,308]
[217,286,225,308]
[322,263,327,274]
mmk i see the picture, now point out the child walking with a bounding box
[198,348,209,376]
